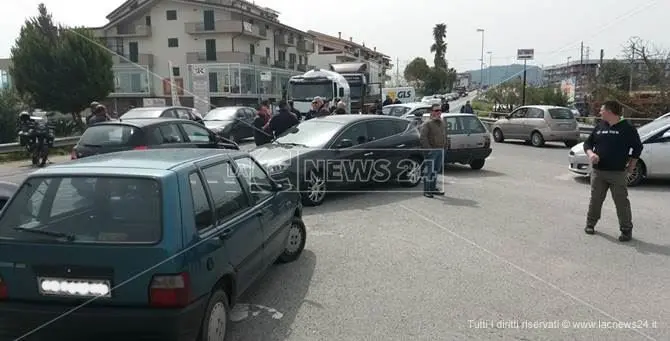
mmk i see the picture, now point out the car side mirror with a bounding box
[335,139,354,149]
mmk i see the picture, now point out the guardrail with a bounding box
[477,111,655,134]
[0,136,80,154]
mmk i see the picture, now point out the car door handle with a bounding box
[364,152,373,156]
[395,144,405,148]
[219,227,233,240]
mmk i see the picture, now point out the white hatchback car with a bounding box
[421,113,493,169]
[568,117,670,186]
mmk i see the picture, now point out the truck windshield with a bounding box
[348,83,363,100]
[290,82,332,100]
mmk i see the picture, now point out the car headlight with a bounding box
[265,163,289,174]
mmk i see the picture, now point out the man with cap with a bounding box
[87,104,111,125]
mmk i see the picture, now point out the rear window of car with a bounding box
[79,125,140,146]
[459,116,487,133]
[0,176,161,244]
[548,108,574,119]
[121,109,165,118]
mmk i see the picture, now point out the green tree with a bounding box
[10,3,114,129]
[430,23,447,69]
[403,57,430,87]
[0,90,22,143]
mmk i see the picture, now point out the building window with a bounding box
[265,47,270,58]
[172,67,180,77]
[166,10,177,20]
[299,56,303,64]
[168,38,179,47]
[145,16,151,26]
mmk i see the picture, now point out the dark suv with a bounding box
[71,118,238,159]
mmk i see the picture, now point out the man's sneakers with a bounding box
[618,230,632,242]
[584,225,632,242]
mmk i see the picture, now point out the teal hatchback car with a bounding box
[0,149,306,340]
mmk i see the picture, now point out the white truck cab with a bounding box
[288,69,351,115]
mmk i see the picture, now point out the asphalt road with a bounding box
[1,126,669,340]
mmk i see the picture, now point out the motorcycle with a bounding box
[18,120,55,167]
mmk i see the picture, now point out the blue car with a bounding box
[0,149,306,340]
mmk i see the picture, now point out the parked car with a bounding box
[0,148,306,340]
[203,106,256,142]
[491,105,580,147]
[421,112,493,170]
[381,102,432,119]
[120,106,204,124]
[251,115,424,206]
[71,118,238,159]
[0,181,18,211]
[656,112,670,121]
[569,118,670,186]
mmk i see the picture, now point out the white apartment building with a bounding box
[307,31,393,86]
[92,0,316,109]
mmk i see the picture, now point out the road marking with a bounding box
[398,204,658,341]
[554,173,576,181]
[230,304,284,322]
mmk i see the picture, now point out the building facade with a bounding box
[543,59,606,101]
[0,59,11,91]
[93,0,316,110]
[306,31,392,86]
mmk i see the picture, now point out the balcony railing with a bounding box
[184,20,267,39]
[110,25,152,37]
[111,68,152,95]
[275,35,296,46]
[297,40,315,53]
[273,60,287,69]
[186,51,268,65]
[112,53,154,67]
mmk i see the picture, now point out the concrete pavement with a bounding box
[230,140,669,341]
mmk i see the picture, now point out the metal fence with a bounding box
[0,136,80,154]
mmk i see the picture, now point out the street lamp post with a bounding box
[477,28,484,90]
[487,51,492,86]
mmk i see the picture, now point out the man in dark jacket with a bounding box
[393,98,402,104]
[583,100,643,241]
[253,101,273,146]
[288,100,302,120]
[460,101,474,114]
[87,105,111,125]
[382,95,393,106]
[268,100,300,137]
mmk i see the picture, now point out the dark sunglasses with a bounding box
[432,109,441,112]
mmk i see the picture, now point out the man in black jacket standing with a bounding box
[583,100,643,241]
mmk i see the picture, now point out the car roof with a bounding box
[519,105,568,110]
[208,106,252,111]
[421,113,480,118]
[127,106,191,111]
[384,102,431,110]
[36,149,246,174]
[90,118,194,128]
[315,114,408,124]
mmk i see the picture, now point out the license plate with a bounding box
[37,277,112,297]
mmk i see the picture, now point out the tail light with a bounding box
[484,134,491,148]
[70,148,77,160]
[134,146,148,150]
[149,273,191,307]
[0,277,7,299]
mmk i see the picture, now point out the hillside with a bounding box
[465,64,544,87]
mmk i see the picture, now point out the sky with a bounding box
[1,0,668,73]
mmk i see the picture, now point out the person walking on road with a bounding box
[267,100,300,137]
[419,103,447,198]
[460,101,474,114]
[583,100,643,241]
[87,105,111,125]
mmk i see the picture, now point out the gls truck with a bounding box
[288,69,351,115]
[381,87,416,103]
[329,62,382,114]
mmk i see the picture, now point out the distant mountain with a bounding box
[464,64,544,87]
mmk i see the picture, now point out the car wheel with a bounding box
[200,290,230,341]
[492,128,504,142]
[301,171,326,206]
[469,159,485,170]
[530,131,545,147]
[564,140,578,148]
[627,161,645,187]
[397,156,422,187]
[277,217,307,263]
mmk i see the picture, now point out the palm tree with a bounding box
[430,23,447,69]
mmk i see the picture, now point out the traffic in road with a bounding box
[1,137,667,340]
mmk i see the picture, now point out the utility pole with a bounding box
[522,59,527,105]
[629,43,635,92]
[579,42,583,100]
[477,28,485,90]
[395,57,400,86]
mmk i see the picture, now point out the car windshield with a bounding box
[637,119,670,138]
[79,125,140,147]
[121,108,164,118]
[204,108,237,121]
[275,120,344,148]
[548,108,574,119]
[389,106,412,117]
[0,176,161,244]
[290,82,332,100]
